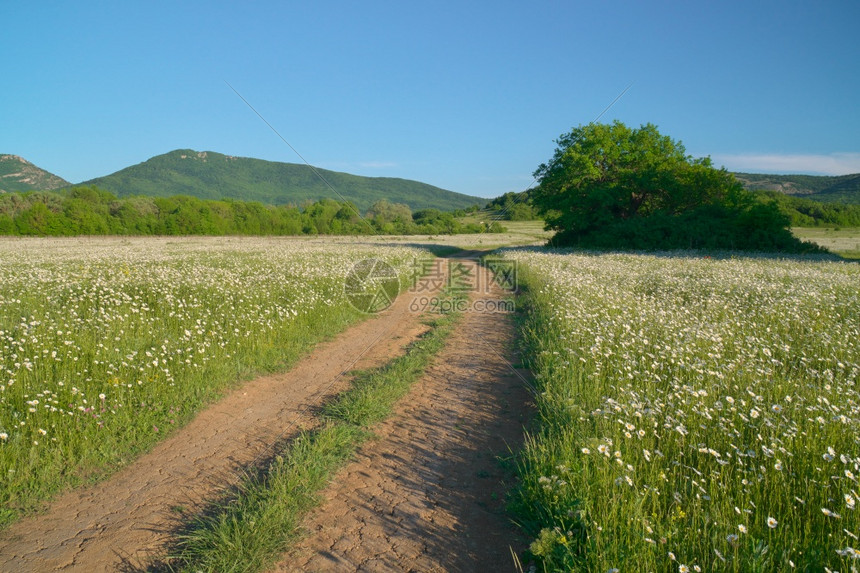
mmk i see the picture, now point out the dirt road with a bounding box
[276,258,531,571]
[0,254,531,572]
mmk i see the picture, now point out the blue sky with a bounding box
[2,1,858,199]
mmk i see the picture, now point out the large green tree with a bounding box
[532,121,816,252]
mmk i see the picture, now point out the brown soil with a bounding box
[274,258,532,572]
[0,255,533,572]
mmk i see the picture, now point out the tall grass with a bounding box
[0,237,427,527]
[502,249,860,571]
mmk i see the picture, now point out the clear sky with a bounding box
[2,1,858,198]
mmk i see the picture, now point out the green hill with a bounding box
[81,149,482,212]
[734,172,860,203]
[0,155,70,193]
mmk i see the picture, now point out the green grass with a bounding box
[502,248,860,572]
[167,422,366,573]
[324,314,457,426]
[163,297,463,572]
[0,238,428,528]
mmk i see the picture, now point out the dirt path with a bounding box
[0,254,532,572]
[0,266,443,572]
[275,257,532,572]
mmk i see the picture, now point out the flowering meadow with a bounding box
[502,249,860,571]
[0,237,428,526]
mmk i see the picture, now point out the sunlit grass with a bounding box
[0,236,429,527]
[503,248,860,571]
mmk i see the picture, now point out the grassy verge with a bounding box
[163,301,463,572]
[501,249,860,572]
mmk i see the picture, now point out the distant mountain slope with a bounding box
[81,149,483,212]
[0,155,70,193]
[734,172,860,203]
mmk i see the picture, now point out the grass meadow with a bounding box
[4,229,860,571]
[793,227,860,260]
[502,248,860,571]
[0,236,428,527]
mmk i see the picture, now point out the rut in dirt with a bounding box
[277,256,533,572]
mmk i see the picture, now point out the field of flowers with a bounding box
[0,237,428,526]
[502,249,860,571]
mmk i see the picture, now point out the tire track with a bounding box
[276,257,532,572]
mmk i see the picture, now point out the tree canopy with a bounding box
[485,191,539,220]
[532,121,820,252]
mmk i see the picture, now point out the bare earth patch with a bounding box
[276,259,532,572]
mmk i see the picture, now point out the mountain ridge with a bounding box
[0,154,71,193]
[4,150,859,207]
[80,149,483,212]
[734,172,860,203]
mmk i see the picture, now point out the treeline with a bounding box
[0,187,504,236]
[484,191,539,220]
[758,191,860,227]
